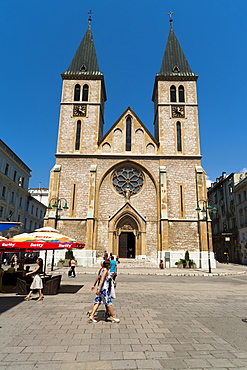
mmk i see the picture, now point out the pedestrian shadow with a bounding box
[0,296,24,314]
[94,309,108,322]
[58,284,84,294]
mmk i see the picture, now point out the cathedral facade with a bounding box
[45,20,214,268]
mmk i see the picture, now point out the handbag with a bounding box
[110,282,116,299]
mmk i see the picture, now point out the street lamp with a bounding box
[47,197,69,271]
[196,200,217,273]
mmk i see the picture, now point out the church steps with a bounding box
[93,258,158,269]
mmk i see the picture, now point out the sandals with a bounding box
[36,296,44,302]
[110,316,120,323]
[24,296,31,301]
[88,315,97,323]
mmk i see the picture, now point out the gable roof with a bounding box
[100,106,158,146]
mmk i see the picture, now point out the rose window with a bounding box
[112,166,144,196]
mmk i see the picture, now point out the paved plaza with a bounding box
[1,263,247,369]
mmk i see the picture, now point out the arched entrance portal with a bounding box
[117,216,137,259]
[108,204,146,258]
[119,232,135,258]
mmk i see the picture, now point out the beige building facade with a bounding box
[45,20,214,267]
[233,173,247,264]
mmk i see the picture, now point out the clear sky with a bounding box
[0,0,246,188]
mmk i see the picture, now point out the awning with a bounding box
[0,241,84,250]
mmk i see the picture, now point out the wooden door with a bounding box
[119,232,128,257]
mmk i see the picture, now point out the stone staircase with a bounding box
[93,258,158,269]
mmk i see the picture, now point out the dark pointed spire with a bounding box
[63,22,102,76]
[158,21,197,78]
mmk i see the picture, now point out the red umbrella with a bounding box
[0,227,85,250]
[0,227,85,273]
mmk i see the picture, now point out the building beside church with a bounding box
[208,172,241,264]
[0,139,46,237]
[45,18,214,268]
[208,171,247,265]
[234,173,247,264]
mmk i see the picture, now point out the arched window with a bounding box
[126,116,132,151]
[178,85,185,102]
[74,84,80,101]
[75,120,81,150]
[82,84,89,101]
[176,121,182,152]
[170,85,176,102]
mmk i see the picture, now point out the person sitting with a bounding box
[22,266,32,282]
[17,263,24,271]
[6,263,15,274]
[23,265,31,275]
[159,259,164,269]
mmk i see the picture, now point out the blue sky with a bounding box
[0,0,246,187]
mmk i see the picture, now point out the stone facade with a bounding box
[0,139,46,239]
[208,172,242,264]
[234,173,247,264]
[45,23,213,268]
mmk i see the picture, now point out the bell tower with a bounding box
[152,16,200,157]
[57,17,106,155]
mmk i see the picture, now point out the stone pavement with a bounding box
[1,264,247,369]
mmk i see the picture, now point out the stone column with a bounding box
[160,166,168,251]
[86,164,97,249]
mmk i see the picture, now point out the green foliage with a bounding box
[65,250,73,260]
[175,259,186,266]
[175,251,196,268]
[189,259,196,267]
[58,259,65,263]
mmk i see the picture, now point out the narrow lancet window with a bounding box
[178,85,185,102]
[126,116,132,151]
[75,120,81,150]
[74,84,81,101]
[176,122,182,152]
[72,183,76,212]
[180,185,184,218]
[170,85,176,102]
[82,84,89,101]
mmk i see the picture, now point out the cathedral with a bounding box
[45,17,215,268]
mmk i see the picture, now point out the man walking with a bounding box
[70,256,77,277]
[109,256,118,285]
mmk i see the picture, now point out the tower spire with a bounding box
[63,13,102,76]
[158,16,197,78]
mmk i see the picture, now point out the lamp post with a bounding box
[196,200,217,273]
[47,197,69,271]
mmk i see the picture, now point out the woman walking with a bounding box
[24,258,44,301]
[88,260,120,323]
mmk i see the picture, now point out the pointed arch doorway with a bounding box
[108,204,147,259]
[117,216,137,258]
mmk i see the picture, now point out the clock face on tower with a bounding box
[73,104,87,117]
[171,105,185,118]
